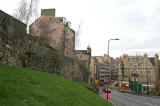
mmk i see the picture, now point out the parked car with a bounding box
[96,83,104,86]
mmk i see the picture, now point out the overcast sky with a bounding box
[1,0,160,58]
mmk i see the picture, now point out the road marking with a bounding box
[144,102,158,106]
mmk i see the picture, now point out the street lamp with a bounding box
[106,38,119,100]
[144,62,149,96]
[108,38,120,56]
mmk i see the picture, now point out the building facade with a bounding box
[104,54,115,80]
[118,54,160,91]
[75,46,92,82]
[29,9,75,57]
[90,55,112,84]
[112,58,120,81]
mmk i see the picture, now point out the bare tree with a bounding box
[14,0,39,25]
[26,0,39,25]
[14,0,28,23]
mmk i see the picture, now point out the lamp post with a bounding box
[108,38,119,56]
[106,38,119,100]
[144,62,149,96]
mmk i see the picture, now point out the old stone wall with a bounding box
[0,10,26,36]
[0,10,89,82]
[0,31,88,82]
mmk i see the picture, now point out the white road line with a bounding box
[144,102,158,106]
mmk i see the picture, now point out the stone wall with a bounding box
[0,10,26,36]
[0,10,89,82]
[0,31,88,82]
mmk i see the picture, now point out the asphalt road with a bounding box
[98,85,160,106]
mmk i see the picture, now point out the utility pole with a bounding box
[107,38,119,100]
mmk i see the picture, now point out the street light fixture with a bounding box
[106,38,120,100]
[108,38,120,56]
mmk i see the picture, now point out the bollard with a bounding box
[106,93,107,100]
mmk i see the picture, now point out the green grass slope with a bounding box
[0,64,112,106]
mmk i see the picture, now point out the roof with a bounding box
[149,58,155,66]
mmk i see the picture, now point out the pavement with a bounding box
[98,85,160,106]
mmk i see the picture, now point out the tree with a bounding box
[14,0,39,25]
[25,0,39,25]
[14,0,28,23]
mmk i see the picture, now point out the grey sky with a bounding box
[1,0,160,58]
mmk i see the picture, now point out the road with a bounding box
[98,85,160,106]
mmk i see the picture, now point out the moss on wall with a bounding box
[0,31,88,82]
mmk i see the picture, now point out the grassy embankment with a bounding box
[0,64,113,106]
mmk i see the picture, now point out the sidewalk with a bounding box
[99,86,160,106]
[116,87,160,98]
[100,93,128,106]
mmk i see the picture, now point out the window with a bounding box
[147,70,151,74]
[136,58,141,63]
[133,65,137,69]
[128,58,132,63]
[124,70,128,75]
[124,78,129,81]
[139,78,143,82]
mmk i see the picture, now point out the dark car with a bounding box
[96,83,104,86]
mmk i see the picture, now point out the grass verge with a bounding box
[0,64,113,106]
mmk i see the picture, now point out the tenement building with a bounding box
[118,53,160,91]
[104,54,115,80]
[90,55,113,84]
[75,46,92,82]
[29,8,75,57]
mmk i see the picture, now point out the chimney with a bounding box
[155,53,159,59]
[41,8,56,17]
[144,53,148,58]
[122,54,128,63]
[155,53,159,65]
